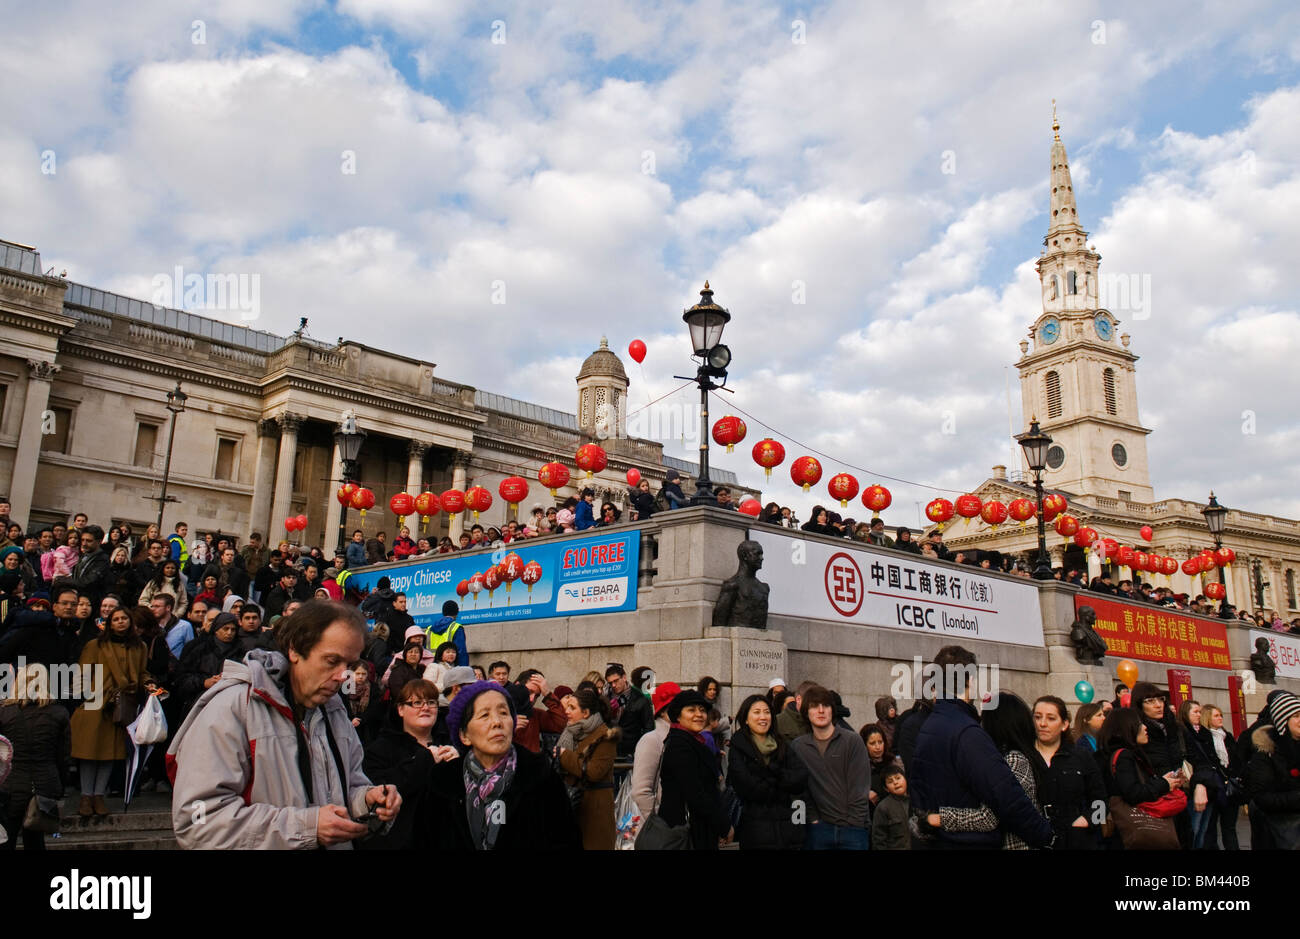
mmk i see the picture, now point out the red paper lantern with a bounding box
[1199,552,1217,574]
[538,462,570,496]
[465,486,493,520]
[955,494,983,521]
[738,498,762,517]
[1100,537,1119,563]
[1214,547,1235,568]
[1008,498,1036,528]
[455,579,469,598]
[828,472,859,507]
[1053,514,1079,541]
[711,416,748,453]
[1132,550,1149,572]
[626,468,641,487]
[414,491,438,529]
[1139,525,1153,542]
[440,489,466,516]
[790,456,822,492]
[861,484,892,518]
[1162,556,1178,576]
[1181,558,1200,576]
[980,500,1009,529]
[483,565,502,596]
[336,483,358,507]
[1205,582,1226,601]
[1118,545,1136,568]
[389,492,415,526]
[1073,526,1098,550]
[468,572,484,600]
[498,476,529,507]
[499,552,523,599]
[752,438,786,480]
[521,560,543,598]
[575,444,607,480]
[351,487,375,519]
[1041,493,1068,522]
[925,498,955,531]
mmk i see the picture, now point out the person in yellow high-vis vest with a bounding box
[423,600,467,665]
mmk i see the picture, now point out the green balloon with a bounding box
[1074,680,1095,704]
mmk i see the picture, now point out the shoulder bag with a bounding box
[1107,750,1180,850]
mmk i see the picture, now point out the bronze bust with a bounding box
[1069,605,1109,665]
[712,539,770,630]
[1250,637,1277,685]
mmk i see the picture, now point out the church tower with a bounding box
[1017,104,1154,502]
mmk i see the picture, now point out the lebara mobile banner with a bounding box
[343,530,640,626]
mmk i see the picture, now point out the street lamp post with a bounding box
[677,282,732,507]
[155,381,188,532]
[1203,491,1232,619]
[1016,417,1054,581]
[334,412,366,558]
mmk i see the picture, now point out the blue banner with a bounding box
[343,530,640,625]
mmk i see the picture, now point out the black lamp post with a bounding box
[677,282,731,506]
[1202,491,1232,619]
[155,381,188,532]
[334,412,366,557]
[1017,417,1054,580]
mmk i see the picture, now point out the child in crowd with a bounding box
[872,765,912,850]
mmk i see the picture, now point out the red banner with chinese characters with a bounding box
[1167,668,1192,711]
[1076,595,1231,671]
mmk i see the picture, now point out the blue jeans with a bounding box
[804,821,870,850]
[1189,803,1217,850]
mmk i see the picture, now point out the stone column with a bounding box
[269,412,302,541]
[247,419,279,540]
[449,449,472,541]
[406,440,428,496]
[322,435,344,557]
[9,360,59,528]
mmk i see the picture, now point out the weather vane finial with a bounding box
[1052,99,1060,141]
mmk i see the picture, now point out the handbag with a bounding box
[111,691,141,726]
[23,788,61,834]
[1138,789,1187,818]
[1108,796,1180,850]
[634,740,690,851]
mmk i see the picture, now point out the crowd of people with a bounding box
[2,498,1299,853]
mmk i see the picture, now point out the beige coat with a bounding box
[69,637,149,761]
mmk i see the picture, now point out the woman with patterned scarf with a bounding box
[421,681,579,850]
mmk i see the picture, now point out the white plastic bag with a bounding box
[613,774,642,850]
[133,694,168,745]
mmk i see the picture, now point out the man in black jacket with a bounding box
[262,568,299,619]
[217,547,251,599]
[252,550,284,603]
[615,666,656,759]
[69,526,111,607]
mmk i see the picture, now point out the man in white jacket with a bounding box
[167,600,401,849]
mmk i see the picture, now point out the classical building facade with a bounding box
[0,239,745,551]
[941,119,1300,618]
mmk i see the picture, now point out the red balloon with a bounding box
[284,516,298,532]
[955,494,983,519]
[1139,525,1153,542]
[294,514,307,531]
[738,498,762,517]
[790,456,823,491]
[440,489,466,515]
[498,476,529,506]
[626,468,641,487]
[628,339,647,364]
[827,472,859,507]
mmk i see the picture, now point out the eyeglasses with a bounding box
[401,700,438,710]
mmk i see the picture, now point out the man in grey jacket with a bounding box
[790,685,873,850]
[167,599,401,849]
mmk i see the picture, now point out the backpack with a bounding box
[654,489,671,513]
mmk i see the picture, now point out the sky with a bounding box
[3,0,1299,526]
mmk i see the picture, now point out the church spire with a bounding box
[1047,101,1085,243]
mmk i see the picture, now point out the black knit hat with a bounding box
[667,689,710,722]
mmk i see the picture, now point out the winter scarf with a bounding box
[558,712,606,753]
[463,745,517,850]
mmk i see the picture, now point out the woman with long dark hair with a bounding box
[139,558,188,619]
[1032,695,1105,849]
[1098,707,1186,850]
[859,722,901,814]
[1129,682,1191,847]
[1177,699,1220,850]
[801,506,833,536]
[69,606,151,818]
[727,694,807,850]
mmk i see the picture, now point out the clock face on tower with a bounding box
[1041,317,1061,345]
[1094,313,1114,341]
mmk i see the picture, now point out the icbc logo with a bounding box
[824,552,864,617]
